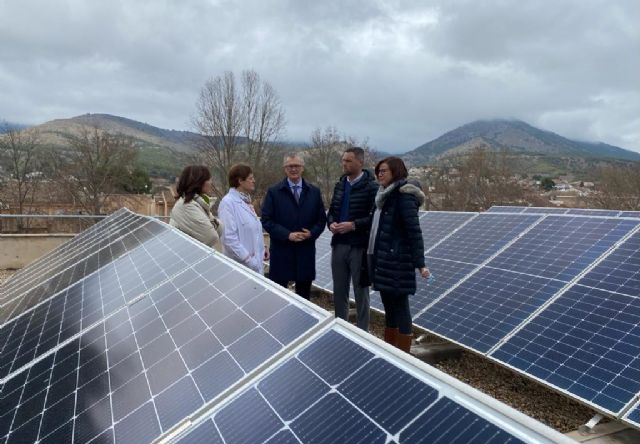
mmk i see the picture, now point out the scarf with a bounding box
[367,182,400,255]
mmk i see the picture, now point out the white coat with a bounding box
[218,188,265,274]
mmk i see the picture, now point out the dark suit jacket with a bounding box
[261,178,326,282]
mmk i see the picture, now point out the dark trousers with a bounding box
[380,292,412,334]
[272,278,312,300]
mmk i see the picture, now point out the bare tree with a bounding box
[0,122,42,230]
[192,69,286,201]
[304,126,375,206]
[586,163,640,210]
[426,147,527,211]
[305,127,343,205]
[49,126,137,214]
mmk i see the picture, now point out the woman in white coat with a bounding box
[218,164,268,273]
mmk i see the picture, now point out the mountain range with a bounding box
[403,119,640,165]
[8,114,640,177]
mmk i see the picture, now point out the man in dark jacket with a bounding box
[262,153,326,299]
[327,147,378,330]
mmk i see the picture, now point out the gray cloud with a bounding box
[0,0,638,153]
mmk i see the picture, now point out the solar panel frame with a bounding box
[620,211,640,218]
[624,399,640,428]
[0,229,214,381]
[168,321,574,444]
[0,209,141,298]
[521,207,569,214]
[485,206,526,213]
[0,213,154,307]
[0,220,172,325]
[566,209,622,217]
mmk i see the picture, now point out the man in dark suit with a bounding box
[261,153,326,299]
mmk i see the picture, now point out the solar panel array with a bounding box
[313,208,640,425]
[0,208,569,443]
[487,205,640,218]
[172,323,570,444]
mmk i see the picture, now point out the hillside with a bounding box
[24,114,209,177]
[403,119,640,166]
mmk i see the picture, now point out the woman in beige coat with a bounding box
[170,165,223,249]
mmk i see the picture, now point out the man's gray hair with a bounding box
[283,153,305,165]
[344,146,365,163]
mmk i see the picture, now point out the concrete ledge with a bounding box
[0,234,75,269]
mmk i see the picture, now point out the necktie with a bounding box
[292,185,300,203]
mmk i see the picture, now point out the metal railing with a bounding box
[0,214,170,234]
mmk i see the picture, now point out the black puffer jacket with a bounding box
[370,180,425,295]
[327,169,378,247]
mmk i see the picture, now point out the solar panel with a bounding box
[419,211,476,251]
[486,206,526,213]
[625,400,640,428]
[0,229,211,380]
[0,220,170,325]
[427,213,541,264]
[0,213,154,308]
[172,323,571,444]
[620,211,640,218]
[312,230,333,292]
[577,231,640,297]
[491,285,640,415]
[487,216,639,282]
[0,254,329,444]
[415,267,566,353]
[0,210,145,296]
[566,209,621,217]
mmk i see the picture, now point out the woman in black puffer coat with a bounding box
[367,156,430,353]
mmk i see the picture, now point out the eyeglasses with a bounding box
[377,169,389,175]
[285,164,303,170]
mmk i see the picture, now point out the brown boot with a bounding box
[397,333,413,354]
[384,327,399,346]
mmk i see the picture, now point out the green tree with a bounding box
[540,177,555,191]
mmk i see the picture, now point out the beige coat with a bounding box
[170,195,223,250]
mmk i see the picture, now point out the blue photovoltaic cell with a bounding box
[427,213,540,265]
[620,211,640,218]
[522,207,569,214]
[492,285,640,414]
[419,212,476,251]
[577,231,640,297]
[487,216,638,282]
[403,257,477,317]
[175,328,529,444]
[625,401,640,427]
[415,267,566,353]
[486,206,526,213]
[566,209,621,217]
[0,255,325,444]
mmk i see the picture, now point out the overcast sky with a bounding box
[1,0,638,153]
